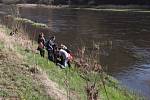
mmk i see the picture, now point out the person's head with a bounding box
[60,44,67,50]
[39,33,44,38]
[51,36,55,41]
[56,47,61,52]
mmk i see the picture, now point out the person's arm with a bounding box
[42,37,46,47]
[43,37,46,44]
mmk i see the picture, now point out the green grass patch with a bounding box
[0,35,52,100]
[21,48,141,100]
[0,52,52,100]
[15,17,48,28]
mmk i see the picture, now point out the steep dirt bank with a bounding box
[0,25,69,100]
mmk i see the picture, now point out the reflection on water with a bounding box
[1,5,150,98]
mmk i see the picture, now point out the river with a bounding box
[0,4,150,99]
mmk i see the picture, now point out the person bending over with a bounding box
[57,48,70,68]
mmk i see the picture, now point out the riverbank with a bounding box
[16,4,150,11]
[0,22,144,100]
[0,25,71,100]
[17,4,69,9]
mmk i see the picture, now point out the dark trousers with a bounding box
[40,48,45,57]
[67,61,71,68]
[56,57,71,68]
[48,51,54,61]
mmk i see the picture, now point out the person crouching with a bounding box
[57,48,71,68]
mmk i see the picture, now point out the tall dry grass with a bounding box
[73,45,110,100]
[1,5,37,52]
[0,25,35,53]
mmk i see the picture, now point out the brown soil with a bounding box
[35,72,68,100]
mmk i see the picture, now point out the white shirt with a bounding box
[59,49,69,59]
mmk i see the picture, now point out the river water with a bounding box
[1,5,150,98]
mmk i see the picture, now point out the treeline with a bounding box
[1,0,150,5]
[53,0,150,5]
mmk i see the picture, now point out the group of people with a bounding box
[37,33,73,68]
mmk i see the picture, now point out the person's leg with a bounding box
[48,51,54,61]
[51,52,54,61]
[58,58,65,68]
[53,53,57,63]
[56,59,65,68]
[48,51,51,60]
[41,49,45,57]
[39,49,42,57]
[64,59,68,68]
[67,61,71,68]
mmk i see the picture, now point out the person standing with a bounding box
[37,33,45,57]
[46,36,56,61]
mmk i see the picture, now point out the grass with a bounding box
[20,44,141,100]
[5,16,48,28]
[0,25,144,100]
[0,27,52,100]
[20,49,87,99]
[15,17,48,28]
[0,49,52,100]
